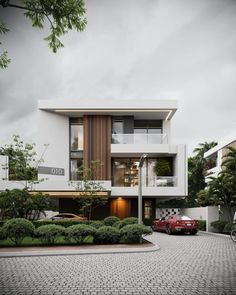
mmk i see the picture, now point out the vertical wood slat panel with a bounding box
[84,115,111,180]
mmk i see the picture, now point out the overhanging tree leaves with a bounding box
[0,0,87,68]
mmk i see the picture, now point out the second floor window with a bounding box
[70,118,83,151]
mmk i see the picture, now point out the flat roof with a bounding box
[204,130,236,158]
[38,99,178,120]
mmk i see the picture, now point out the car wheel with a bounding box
[151,225,156,232]
[166,225,172,235]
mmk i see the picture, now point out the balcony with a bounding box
[111,133,168,144]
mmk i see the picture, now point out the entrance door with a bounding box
[111,198,131,219]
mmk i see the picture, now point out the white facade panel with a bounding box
[37,110,70,181]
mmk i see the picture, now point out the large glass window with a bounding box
[71,124,83,151]
[70,118,83,180]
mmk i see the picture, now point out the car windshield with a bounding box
[176,215,192,220]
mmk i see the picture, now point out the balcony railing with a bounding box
[112,176,177,187]
[147,176,177,187]
[111,133,168,144]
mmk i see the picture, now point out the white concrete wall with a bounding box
[180,206,219,232]
[0,155,8,180]
[37,110,70,181]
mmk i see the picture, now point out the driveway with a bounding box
[0,232,235,295]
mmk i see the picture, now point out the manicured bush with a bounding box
[120,224,152,243]
[35,224,65,245]
[211,220,228,233]
[112,221,121,228]
[0,227,5,240]
[1,218,35,246]
[119,217,138,228]
[65,224,96,244]
[90,220,104,229]
[104,216,120,226]
[223,223,236,234]
[197,220,206,231]
[33,220,87,228]
[94,226,120,244]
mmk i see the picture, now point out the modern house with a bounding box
[0,99,187,219]
[204,130,236,182]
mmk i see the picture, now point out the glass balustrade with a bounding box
[111,133,168,144]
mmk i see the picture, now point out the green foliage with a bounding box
[1,218,35,245]
[94,226,120,244]
[197,189,215,207]
[0,189,52,220]
[35,224,65,245]
[0,20,10,69]
[119,217,138,228]
[112,221,121,228]
[187,141,217,207]
[0,227,5,240]
[65,224,96,244]
[197,220,206,231]
[223,223,236,234]
[90,220,104,229]
[103,216,120,226]
[153,159,171,176]
[120,224,152,243]
[0,0,87,68]
[0,135,38,182]
[71,160,108,221]
[33,219,88,228]
[210,220,228,233]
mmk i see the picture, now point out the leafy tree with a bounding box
[197,147,236,221]
[187,141,217,207]
[0,188,52,220]
[70,160,108,221]
[0,0,87,68]
[0,135,48,189]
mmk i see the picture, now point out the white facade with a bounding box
[204,130,236,182]
[0,99,187,203]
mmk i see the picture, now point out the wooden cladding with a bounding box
[84,115,111,180]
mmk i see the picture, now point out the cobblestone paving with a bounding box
[0,232,236,295]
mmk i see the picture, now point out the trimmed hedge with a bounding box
[112,221,121,228]
[35,224,65,245]
[65,224,96,244]
[104,216,120,226]
[197,220,206,231]
[90,221,104,229]
[119,217,138,228]
[94,226,120,244]
[33,220,88,228]
[120,224,152,243]
[1,218,35,246]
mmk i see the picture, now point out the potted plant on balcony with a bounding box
[153,159,171,186]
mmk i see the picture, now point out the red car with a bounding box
[152,215,198,235]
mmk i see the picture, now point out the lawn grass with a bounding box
[0,236,93,247]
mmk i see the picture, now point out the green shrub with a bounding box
[104,216,120,226]
[112,221,121,228]
[35,224,65,245]
[33,220,87,228]
[211,220,228,233]
[120,224,152,243]
[66,224,96,244]
[1,218,35,246]
[90,220,104,229]
[197,220,206,231]
[0,227,5,240]
[94,226,120,244]
[223,223,236,234]
[119,217,138,228]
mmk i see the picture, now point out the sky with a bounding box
[0,0,236,155]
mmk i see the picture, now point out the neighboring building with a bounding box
[204,131,236,182]
[0,99,187,219]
